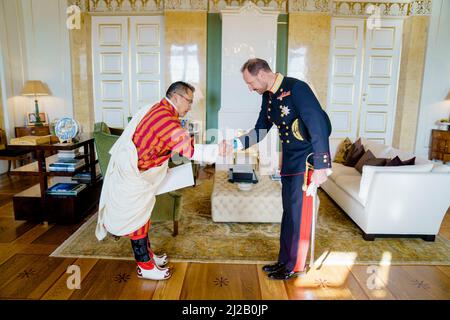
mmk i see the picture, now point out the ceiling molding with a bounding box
[68,0,431,15]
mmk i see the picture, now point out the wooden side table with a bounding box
[8,134,101,224]
[429,129,450,164]
[15,125,51,137]
[14,126,58,158]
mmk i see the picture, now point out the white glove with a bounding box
[306,168,332,197]
[306,182,318,197]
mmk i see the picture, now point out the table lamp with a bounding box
[21,80,50,126]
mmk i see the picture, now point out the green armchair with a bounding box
[93,122,183,236]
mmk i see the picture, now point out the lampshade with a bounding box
[21,80,50,96]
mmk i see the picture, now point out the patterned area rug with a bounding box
[51,179,450,265]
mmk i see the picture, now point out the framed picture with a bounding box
[27,112,48,126]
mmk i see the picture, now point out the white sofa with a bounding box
[321,138,450,241]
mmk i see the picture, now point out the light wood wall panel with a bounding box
[288,13,331,108]
[393,15,430,151]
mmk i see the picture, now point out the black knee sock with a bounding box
[130,237,150,262]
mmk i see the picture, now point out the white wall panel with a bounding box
[326,18,364,141]
[130,16,164,114]
[102,109,124,128]
[99,25,123,46]
[101,53,123,74]
[21,0,73,123]
[219,3,279,173]
[327,17,403,144]
[92,16,129,128]
[334,55,356,77]
[369,56,393,78]
[330,111,352,133]
[93,16,164,127]
[359,19,403,144]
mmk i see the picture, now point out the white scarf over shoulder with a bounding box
[95,104,169,241]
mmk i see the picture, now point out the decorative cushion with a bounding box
[94,122,111,135]
[385,156,403,166]
[364,158,387,167]
[334,137,352,164]
[386,156,416,166]
[344,138,365,167]
[354,149,375,174]
[401,157,416,165]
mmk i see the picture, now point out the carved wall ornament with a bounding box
[67,0,431,15]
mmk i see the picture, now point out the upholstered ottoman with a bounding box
[211,171,282,223]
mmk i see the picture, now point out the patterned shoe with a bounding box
[146,238,169,267]
[151,252,169,268]
[136,262,172,280]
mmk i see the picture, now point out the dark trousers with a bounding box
[279,173,310,272]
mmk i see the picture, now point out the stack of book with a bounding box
[57,149,81,159]
[49,148,85,172]
[47,183,86,196]
[49,158,85,172]
[71,171,101,183]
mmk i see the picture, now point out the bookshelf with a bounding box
[8,134,103,224]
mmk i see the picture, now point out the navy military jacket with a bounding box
[238,76,332,175]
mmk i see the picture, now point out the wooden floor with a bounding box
[0,169,449,300]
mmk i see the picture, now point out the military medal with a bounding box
[277,90,291,101]
[280,105,290,117]
[292,119,304,141]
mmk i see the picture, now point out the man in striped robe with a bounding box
[96,82,197,280]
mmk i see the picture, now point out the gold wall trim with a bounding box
[68,0,289,13]
[289,0,432,16]
[209,0,287,13]
[68,0,431,15]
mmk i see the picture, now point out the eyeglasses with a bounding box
[176,93,193,105]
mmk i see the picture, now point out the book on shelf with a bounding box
[48,166,84,172]
[57,149,81,159]
[52,158,85,165]
[46,183,87,196]
[48,163,84,172]
[71,171,102,182]
[48,159,85,172]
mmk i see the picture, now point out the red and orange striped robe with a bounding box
[127,98,194,239]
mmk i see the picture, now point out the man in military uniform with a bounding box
[220,58,332,280]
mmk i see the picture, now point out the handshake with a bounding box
[190,139,237,164]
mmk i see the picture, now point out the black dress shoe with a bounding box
[262,262,285,273]
[268,267,304,280]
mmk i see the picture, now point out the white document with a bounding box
[156,162,194,195]
[191,144,219,164]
